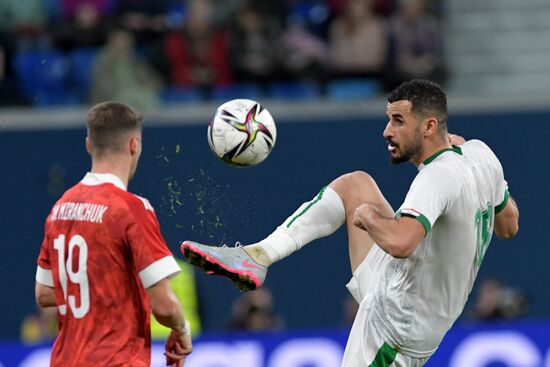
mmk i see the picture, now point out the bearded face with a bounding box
[386,124,424,164]
[383,100,425,165]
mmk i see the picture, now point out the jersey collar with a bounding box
[419,145,463,169]
[81,172,127,191]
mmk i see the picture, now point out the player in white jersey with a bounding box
[181,79,519,366]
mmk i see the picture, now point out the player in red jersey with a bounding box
[34,102,193,366]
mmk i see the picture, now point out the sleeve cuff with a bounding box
[397,209,432,235]
[36,266,54,287]
[139,256,181,289]
[495,189,510,214]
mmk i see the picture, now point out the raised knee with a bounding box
[331,171,393,218]
[330,171,376,199]
[340,171,375,188]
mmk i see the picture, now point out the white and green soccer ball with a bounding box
[207,99,277,167]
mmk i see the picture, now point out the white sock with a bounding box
[251,187,345,263]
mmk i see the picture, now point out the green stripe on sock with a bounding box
[286,187,326,228]
[368,342,398,367]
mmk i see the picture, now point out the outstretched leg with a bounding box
[247,171,393,273]
[181,171,393,290]
[244,185,346,266]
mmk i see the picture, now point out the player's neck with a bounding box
[413,139,452,167]
[90,159,130,188]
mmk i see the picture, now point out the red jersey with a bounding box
[36,173,180,367]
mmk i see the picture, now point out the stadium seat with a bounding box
[160,87,203,105]
[268,81,321,101]
[210,83,263,102]
[326,79,381,102]
[13,50,78,106]
[289,2,329,37]
[70,48,99,103]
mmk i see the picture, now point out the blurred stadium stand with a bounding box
[13,50,78,107]
[69,47,99,102]
[445,0,550,95]
[1,0,549,107]
[268,81,321,101]
[210,83,263,103]
[160,86,203,105]
[326,78,380,101]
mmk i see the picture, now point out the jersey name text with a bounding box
[51,202,108,223]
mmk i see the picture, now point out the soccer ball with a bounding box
[207,99,277,167]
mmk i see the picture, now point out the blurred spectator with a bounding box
[20,307,58,344]
[59,0,112,19]
[228,3,281,83]
[0,45,25,106]
[327,0,388,79]
[52,3,109,51]
[287,1,331,40]
[0,0,47,33]
[0,0,48,49]
[0,0,446,107]
[0,47,5,83]
[164,0,232,89]
[386,0,444,88]
[113,0,171,17]
[112,0,174,76]
[229,288,284,331]
[374,0,398,17]
[329,0,396,19]
[90,27,163,110]
[469,278,529,321]
[113,0,172,37]
[329,0,349,17]
[277,16,327,80]
[210,0,248,25]
[57,0,113,20]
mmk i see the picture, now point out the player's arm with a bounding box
[494,195,519,239]
[35,282,56,307]
[146,277,193,366]
[127,196,193,365]
[353,203,425,258]
[146,277,186,332]
[36,225,56,308]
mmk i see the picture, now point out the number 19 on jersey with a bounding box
[53,234,90,318]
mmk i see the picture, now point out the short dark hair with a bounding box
[87,102,143,157]
[387,79,448,133]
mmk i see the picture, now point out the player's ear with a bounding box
[423,117,439,137]
[129,136,140,156]
[85,137,92,154]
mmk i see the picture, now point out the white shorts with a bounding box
[341,245,430,367]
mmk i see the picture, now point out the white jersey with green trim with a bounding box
[372,139,509,357]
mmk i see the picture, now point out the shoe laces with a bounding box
[221,241,243,248]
